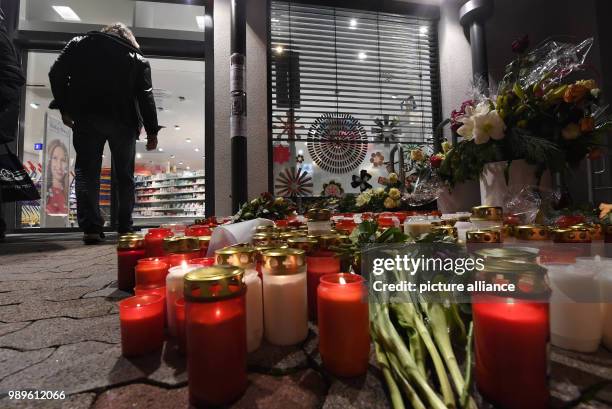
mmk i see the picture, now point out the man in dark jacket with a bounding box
[0,7,25,240]
[49,23,161,243]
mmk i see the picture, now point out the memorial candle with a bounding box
[175,298,186,354]
[117,234,145,292]
[216,245,263,352]
[306,251,341,320]
[188,257,215,267]
[119,294,164,357]
[184,266,247,407]
[197,236,211,257]
[262,249,308,346]
[317,273,369,377]
[144,228,173,257]
[135,259,169,289]
[166,262,202,336]
[164,237,201,266]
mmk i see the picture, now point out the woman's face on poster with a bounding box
[50,145,67,183]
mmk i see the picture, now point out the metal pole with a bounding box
[459,0,493,90]
[230,0,248,213]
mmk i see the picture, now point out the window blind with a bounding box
[270,1,440,144]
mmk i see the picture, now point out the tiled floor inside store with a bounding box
[0,234,610,409]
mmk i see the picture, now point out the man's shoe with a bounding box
[83,232,106,245]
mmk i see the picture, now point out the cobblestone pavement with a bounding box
[0,234,610,409]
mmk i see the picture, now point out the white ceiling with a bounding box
[23,52,205,171]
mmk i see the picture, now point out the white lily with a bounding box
[472,109,506,144]
[455,101,492,140]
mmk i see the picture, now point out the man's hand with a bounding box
[146,134,158,151]
[61,113,74,128]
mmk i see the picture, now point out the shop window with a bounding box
[20,52,205,229]
[270,1,440,199]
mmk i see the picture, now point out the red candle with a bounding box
[318,273,369,377]
[185,266,247,406]
[138,256,169,266]
[306,251,341,320]
[167,252,200,267]
[197,236,211,257]
[185,225,212,237]
[144,228,173,257]
[119,294,165,357]
[135,286,167,327]
[335,219,357,235]
[473,294,549,409]
[175,297,186,354]
[189,257,215,267]
[135,260,169,289]
[117,235,145,292]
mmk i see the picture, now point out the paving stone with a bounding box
[0,287,92,307]
[0,393,96,409]
[247,339,309,375]
[232,369,327,409]
[0,270,93,282]
[92,383,187,409]
[0,347,55,380]
[0,315,120,350]
[82,286,130,300]
[0,321,30,337]
[0,278,80,293]
[322,371,391,409]
[0,298,116,323]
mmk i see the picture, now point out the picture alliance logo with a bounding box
[0,168,27,182]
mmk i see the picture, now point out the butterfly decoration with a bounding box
[275,167,313,197]
[273,144,291,164]
[351,170,373,192]
[371,115,400,146]
[321,180,344,198]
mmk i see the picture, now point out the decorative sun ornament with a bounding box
[321,180,345,198]
[274,109,304,139]
[307,113,368,174]
[351,169,373,192]
[275,167,313,197]
[372,115,400,146]
[370,152,385,167]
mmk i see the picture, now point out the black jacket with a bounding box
[49,31,160,136]
[0,8,24,143]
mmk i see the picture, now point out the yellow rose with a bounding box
[561,123,581,140]
[388,173,398,184]
[410,149,425,162]
[389,188,401,200]
[384,197,397,209]
[441,141,452,153]
[576,79,596,90]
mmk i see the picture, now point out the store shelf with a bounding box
[135,183,205,191]
[136,190,206,198]
[136,198,205,204]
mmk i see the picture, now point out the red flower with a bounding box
[512,35,529,54]
[273,144,291,164]
[450,100,475,132]
[429,155,443,169]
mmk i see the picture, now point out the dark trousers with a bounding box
[73,115,137,234]
[0,85,21,235]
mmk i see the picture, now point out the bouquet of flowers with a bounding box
[438,36,611,187]
[232,192,296,222]
[355,185,403,211]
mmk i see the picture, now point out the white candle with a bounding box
[547,261,602,352]
[262,248,308,346]
[166,262,202,336]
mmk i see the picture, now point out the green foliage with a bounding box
[232,192,295,222]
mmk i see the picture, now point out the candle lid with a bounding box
[286,236,319,253]
[309,234,346,249]
[198,236,211,247]
[515,225,550,241]
[306,208,331,221]
[551,227,591,243]
[431,225,458,239]
[478,258,550,299]
[571,223,602,240]
[163,236,200,253]
[466,229,502,243]
[261,248,306,275]
[473,247,538,261]
[215,245,257,268]
[256,225,277,233]
[117,234,145,249]
[279,231,307,240]
[184,266,245,301]
[252,232,282,246]
[471,206,503,221]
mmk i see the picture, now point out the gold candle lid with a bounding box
[431,225,458,239]
[572,223,602,240]
[256,225,277,233]
[198,236,211,247]
[478,258,550,298]
[471,206,503,221]
[163,236,200,253]
[308,234,344,249]
[183,266,245,302]
[261,248,306,275]
[466,229,502,243]
[117,233,145,249]
[306,208,331,221]
[551,227,591,243]
[279,231,307,240]
[252,232,282,247]
[286,236,319,253]
[473,247,539,261]
[215,245,257,268]
[515,225,550,241]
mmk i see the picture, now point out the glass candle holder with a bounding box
[198,236,211,257]
[318,273,369,377]
[472,258,550,409]
[184,266,247,407]
[189,257,215,267]
[117,234,145,292]
[470,205,503,230]
[306,251,341,321]
[175,297,186,354]
[262,248,308,346]
[216,245,263,352]
[166,263,203,336]
[185,224,212,237]
[135,259,169,289]
[144,228,173,258]
[163,237,201,263]
[134,286,167,327]
[306,208,332,235]
[119,294,164,357]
